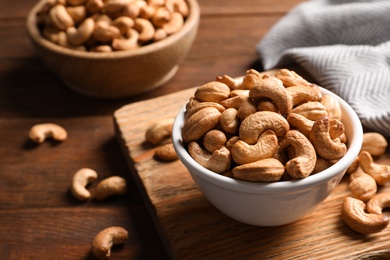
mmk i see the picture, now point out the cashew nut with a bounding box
[367,192,390,215]
[203,130,227,153]
[194,81,231,103]
[236,96,257,121]
[349,169,377,202]
[291,101,328,121]
[241,69,262,90]
[274,68,311,88]
[28,123,68,143]
[188,142,231,174]
[154,143,178,161]
[184,101,225,121]
[71,168,98,201]
[162,12,184,35]
[309,116,347,160]
[112,16,135,34]
[320,94,342,120]
[66,17,95,46]
[249,74,292,115]
[220,108,239,135]
[165,0,189,17]
[94,176,127,200]
[231,130,278,165]
[145,117,175,145]
[278,130,317,179]
[50,4,75,30]
[91,226,128,259]
[133,18,155,42]
[182,107,222,143]
[341,196,389,234]
[112,28,139,50]
[232,158,285,182]
[66,6,87,24]
[93,20,121,43]
[216,74,240,90]
[285,85,322,107]
[359,151,390,185]
[361,132,388,157]
[239,111,289,145]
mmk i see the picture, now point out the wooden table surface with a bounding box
[3,0,388,259]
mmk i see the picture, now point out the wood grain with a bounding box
[114,87,390,260]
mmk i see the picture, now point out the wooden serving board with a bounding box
[114,87,390,260]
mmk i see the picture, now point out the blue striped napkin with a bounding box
[257,0,390,136]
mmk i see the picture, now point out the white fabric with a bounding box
[257,0,390,136]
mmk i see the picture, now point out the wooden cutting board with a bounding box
[114,87,390,260]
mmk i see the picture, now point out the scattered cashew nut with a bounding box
[71,168,98,201]
[28,123,68,143]
[341,196,389,234]
[94,176,127,200]
[91,226,128,259]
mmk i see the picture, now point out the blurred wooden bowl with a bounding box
[26,0,200,99]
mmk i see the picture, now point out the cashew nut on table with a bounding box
[36,0,189,52]
[342,131,390,234]
[181,68,349,183]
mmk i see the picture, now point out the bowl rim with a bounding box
[172,86,363,194]
[26,0,200,59]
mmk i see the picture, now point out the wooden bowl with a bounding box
[26,0,200,99]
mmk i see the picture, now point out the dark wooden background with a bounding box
[5,0,377,259]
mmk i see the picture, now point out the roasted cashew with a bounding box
[112,16,135,34]
[320,94,342,120]
[359,151,390,185]
[152,28,167,41]
[241,69,262,90]
[71,168,98,201]
[232,158,285,182]
[85,0,104,14]
[66,17,95,46]
[184,102,225,121]
[349,169,377,202]
[239,111,289,145]
[94,176,127,200]
[274,68,311,87]
[278,130,317,179]
[312,156,334,174]
[231,130,278,165]
[112,28,139,50]
[309,117,347,160]
[203,130,227,153]
[341,196,389,234]
[28,123,67,143]
[123,0,146,19]
[194,81,231,103]
[134,18,155,42]
[220,95,245,109]
[162,12,184,35]
[182,107,222,143]
[91,44,113,52]
[188,142,231,174]
[165,0,189,17]
[50,4,75,30]
[236,96,257,121]
[67,0,87,6]
[220,108,239,135]
[361,132,388,157]
[145,117,175,145]
[285,85,322,107]
[139,5,156,19]
[287,112,313,138]
[249,75,292,115]
[154,143,178,161]
[91,226,128,259]
[367,192,390,214]
[291,101,328,121]
[93,20,121,43]
[216,75,240,90]
[66,6,87,24]
[103,0,132,19]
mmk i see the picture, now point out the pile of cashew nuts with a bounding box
[36,0,189,52]
[28,123,129,259]
[180,68,348,182]
[342,132,390,234]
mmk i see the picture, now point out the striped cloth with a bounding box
[256,0,390,136]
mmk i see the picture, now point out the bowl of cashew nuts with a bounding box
[26,0,200,98]
[172,69,364,226]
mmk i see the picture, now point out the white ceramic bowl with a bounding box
[172,87,363,226]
